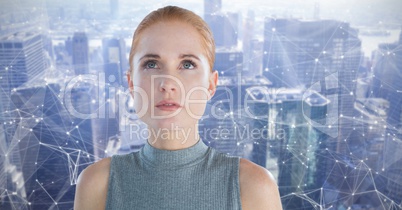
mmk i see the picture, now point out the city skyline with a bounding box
[1,0,402,209]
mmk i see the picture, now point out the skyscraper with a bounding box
[262,18,361,151]
[102,37,127,87]
[72,32,89,75]
[110,0,119,19]
[85,37,128,159]
[0,32,45,208]
[0,32,45,112]
[263,19,359,88]
[10,81,94,209]
[242,10,256,75]
[204,0,238,49]
[246,86,329,208]
[206,12,239,49]
[199,76,271,157]
[214,50,243,76]
[204,0,221,18]
[373,30,402,205]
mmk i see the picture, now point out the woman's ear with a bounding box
[127,71,135,98]
[208,70,218,100]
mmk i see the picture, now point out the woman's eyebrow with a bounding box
[179,54,200,61]
[139,54,160,61]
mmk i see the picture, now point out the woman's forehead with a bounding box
[140,21,201,43]
[134,21,207,60]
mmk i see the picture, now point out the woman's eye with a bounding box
[182,61,195,69]
[145,61,158,69]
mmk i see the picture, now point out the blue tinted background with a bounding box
[1,0,402,209]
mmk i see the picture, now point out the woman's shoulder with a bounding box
[239,158,283,210]
[79,157,111,181]
[74,157,111,210]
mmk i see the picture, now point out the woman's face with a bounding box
[129,20,218,131]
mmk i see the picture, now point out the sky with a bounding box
[1,0,401,28]
[221,0,402,27]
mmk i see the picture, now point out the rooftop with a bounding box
[218,75,272,86]
[0,31,39,42]
[245,86,329,105]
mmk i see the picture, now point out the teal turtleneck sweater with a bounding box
[105,140,242,209]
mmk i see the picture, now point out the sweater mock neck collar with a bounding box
[139,140,209,169]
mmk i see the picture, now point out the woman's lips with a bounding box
[155,100,182,111]
[155,104,181,111]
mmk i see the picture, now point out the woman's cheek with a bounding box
[184,88,209,120]
[133,90,145,114]
[132,80,151,118]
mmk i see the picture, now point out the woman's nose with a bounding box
[158,76,178,93]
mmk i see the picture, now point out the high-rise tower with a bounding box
[0,31,45,209]
[72,32,89,75]
[262,19,361,149]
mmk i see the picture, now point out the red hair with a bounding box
[129,6,215,73]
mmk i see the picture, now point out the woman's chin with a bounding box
[150,118,182,130]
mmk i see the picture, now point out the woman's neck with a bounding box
[147,126,200,150]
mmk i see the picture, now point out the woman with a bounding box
[74,6,282,210]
